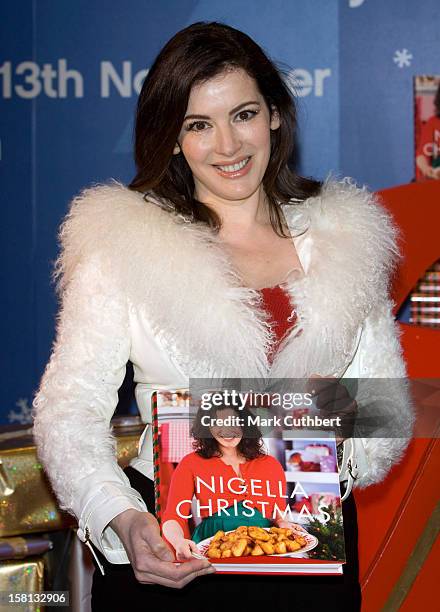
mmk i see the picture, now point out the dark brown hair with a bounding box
[129,21,321,235]
[435,83,440,118]
[191,405,265,460]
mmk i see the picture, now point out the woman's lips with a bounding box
[213,156,252,179]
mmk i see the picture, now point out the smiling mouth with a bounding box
[213,156,251,173]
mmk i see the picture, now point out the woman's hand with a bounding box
[109,509,215,588]
[172,538,202,561]
[162,518,205,562]
[308,375,358,444]
[276,520,308,535]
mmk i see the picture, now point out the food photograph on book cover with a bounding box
[153,390,346,575]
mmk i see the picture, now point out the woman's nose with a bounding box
[215,124,241,157]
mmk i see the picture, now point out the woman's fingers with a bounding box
[309,376,356,417]
[140,514,175,561]
[288,525,307,535]
[188,540,201,554]
[310,379,350,411]
[277,520,307,533]
[319,397,358,416]
[133,554,214,587]
[175,540,204,561]
[115,511,213,587]
[306,375,358,441]
[146,537,175,562]
[307,374,338,395]
[175,545,194,561]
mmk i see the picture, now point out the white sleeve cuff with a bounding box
[77,482,149,564]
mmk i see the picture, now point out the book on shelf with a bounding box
[414,75,440,181]
[152,389,346,575]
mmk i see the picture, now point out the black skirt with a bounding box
[91,467,361,611]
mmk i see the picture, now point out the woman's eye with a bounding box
[186,121,209,132]
[236,109,258,121]
[185,110,257,132]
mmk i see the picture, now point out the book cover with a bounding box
[414,75,440,181]
[152,389,346,575]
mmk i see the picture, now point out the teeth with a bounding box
[216,157,250,172]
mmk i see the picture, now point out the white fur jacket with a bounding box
[33,178,413,565]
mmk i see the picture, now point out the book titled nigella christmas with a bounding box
[152,390,346,575]
[414,75,440,181]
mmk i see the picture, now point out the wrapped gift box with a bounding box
[0,535,52,560]
[0,557,45,611]
[0,417,144,537]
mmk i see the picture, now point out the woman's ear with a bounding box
[173,143,181,155]
[270,106,281,130]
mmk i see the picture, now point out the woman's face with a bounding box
[176,68,280,207]
[209,408,243,451]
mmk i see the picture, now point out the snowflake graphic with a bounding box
[8,398,33,425]
[393,49,413,68]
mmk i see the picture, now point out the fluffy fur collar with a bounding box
[56,178,399,379]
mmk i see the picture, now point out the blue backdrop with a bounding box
[1,0,438,424]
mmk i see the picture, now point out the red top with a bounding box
[161,452,287,536]
[259,285,296,363]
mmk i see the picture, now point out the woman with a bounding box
[162,404,305,559]
[33,21,412,610]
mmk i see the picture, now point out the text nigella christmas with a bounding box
[175,476,332,522]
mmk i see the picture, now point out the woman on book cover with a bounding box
[416,81,440,180]
[162,405,306,560]
[33,21,413,611]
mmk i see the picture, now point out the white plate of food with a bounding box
[193,525,318,559]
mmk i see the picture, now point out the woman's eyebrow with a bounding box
[184,100,260,121]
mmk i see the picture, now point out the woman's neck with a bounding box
[219,446,238,459]
[196,186,271,237]
[218,447,245,463]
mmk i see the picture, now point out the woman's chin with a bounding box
[218,184,260,202]
[197,179,262,204]
[219,437,241,448]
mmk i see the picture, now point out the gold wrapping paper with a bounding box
[0,417,144,538]
[0,557,44,612]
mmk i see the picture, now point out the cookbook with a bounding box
[414,75,440,181]
[152,389,346,575]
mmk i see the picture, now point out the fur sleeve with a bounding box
[32,251,148,561]
[32,183,160,561]
[32,253,130,510]
[353,299,414,487]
